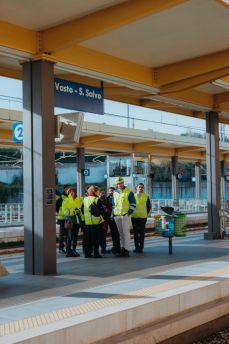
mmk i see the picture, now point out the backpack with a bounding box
[89,202,101,217]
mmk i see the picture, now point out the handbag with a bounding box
[64,218,74,230]
[89,202,101,217]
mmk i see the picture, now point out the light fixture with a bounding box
[212,79,229,90]
[145,95,211,112]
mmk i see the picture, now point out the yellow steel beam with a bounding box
[0,66,22,80]
[0,21,37,54]
[160,67,229,94]
[79,135,112,145]
[134,145,175,155]
[193,111,206,119]
[0,129,12,140]
[80,140,133,152]
[0,141,21,147]
[175,146,202,153]
[41,0,189,53]
[53,46,155,88]
[178,150,206,158]
[214,92,229,106]
[133,141,163,150]
[56,73,101,87]
[223,153,229,161]
[166,89,213,108]
[156,49,229,86]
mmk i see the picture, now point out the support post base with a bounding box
[204,232,221,240]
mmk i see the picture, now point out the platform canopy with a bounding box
[2,107,229,161]
[0,0,229,122]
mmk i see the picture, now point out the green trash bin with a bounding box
[154,214,162,234]
[174,213,187,237]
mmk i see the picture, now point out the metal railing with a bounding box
[152,199,208,214]
[0,204,24,226]
[2,93,229,141]
[0,200,209,227]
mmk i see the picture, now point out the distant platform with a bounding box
[0,213,207,244]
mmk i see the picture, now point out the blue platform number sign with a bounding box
[12,122,23,143]
[82,169,90,177]
[54,78,104,115]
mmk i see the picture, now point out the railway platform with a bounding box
[1,231,229,344]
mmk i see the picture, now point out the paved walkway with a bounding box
[1,231,229,344]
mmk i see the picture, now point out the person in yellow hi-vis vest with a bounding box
[56,184,71,254]
[83,185,106,258]
[131,183,151,253]
[113,177,136,257]
[62,188,83,257]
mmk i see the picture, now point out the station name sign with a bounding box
[54,78,104,115]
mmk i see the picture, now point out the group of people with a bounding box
[56,177,151,258]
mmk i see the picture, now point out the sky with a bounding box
[0,76,206,136]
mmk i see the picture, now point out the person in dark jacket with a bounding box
[107,187,120,254]
[131,183,151,253]
[99,189,110,253]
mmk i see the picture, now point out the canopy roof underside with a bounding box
[1,0,229,124]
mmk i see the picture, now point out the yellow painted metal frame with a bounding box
[41,0,189,53]
[0,0,229,125]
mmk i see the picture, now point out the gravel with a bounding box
[194,327,229,344]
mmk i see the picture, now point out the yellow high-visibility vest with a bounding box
[132,193,148,219]
[113,188,131,216]
[57,194,67,220]
[83,196,104,225]
[62,196,83,224]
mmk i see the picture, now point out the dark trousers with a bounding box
[84,224,102,257]
[100,222,108,252]
[108,218,120,253]
[131,218,147,250]
[66,220,79,253]
[58,220,67,250]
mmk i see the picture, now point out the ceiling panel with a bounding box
[0,0,126,30]
[82,0,229,67]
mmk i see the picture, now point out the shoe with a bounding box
[115,252,123,257]
[116,248,127,257]
[85,254,93,258]
[101,249,110,254]
[66,252,76,257]
[94,254,103,258]
[133,248,139,253]
[112,250,120,255]
[59,248,66,254]
[123,249,130,257]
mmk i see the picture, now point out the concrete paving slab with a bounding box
[0,232,229,343]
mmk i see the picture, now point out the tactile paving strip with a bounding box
[1,265,229,337]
